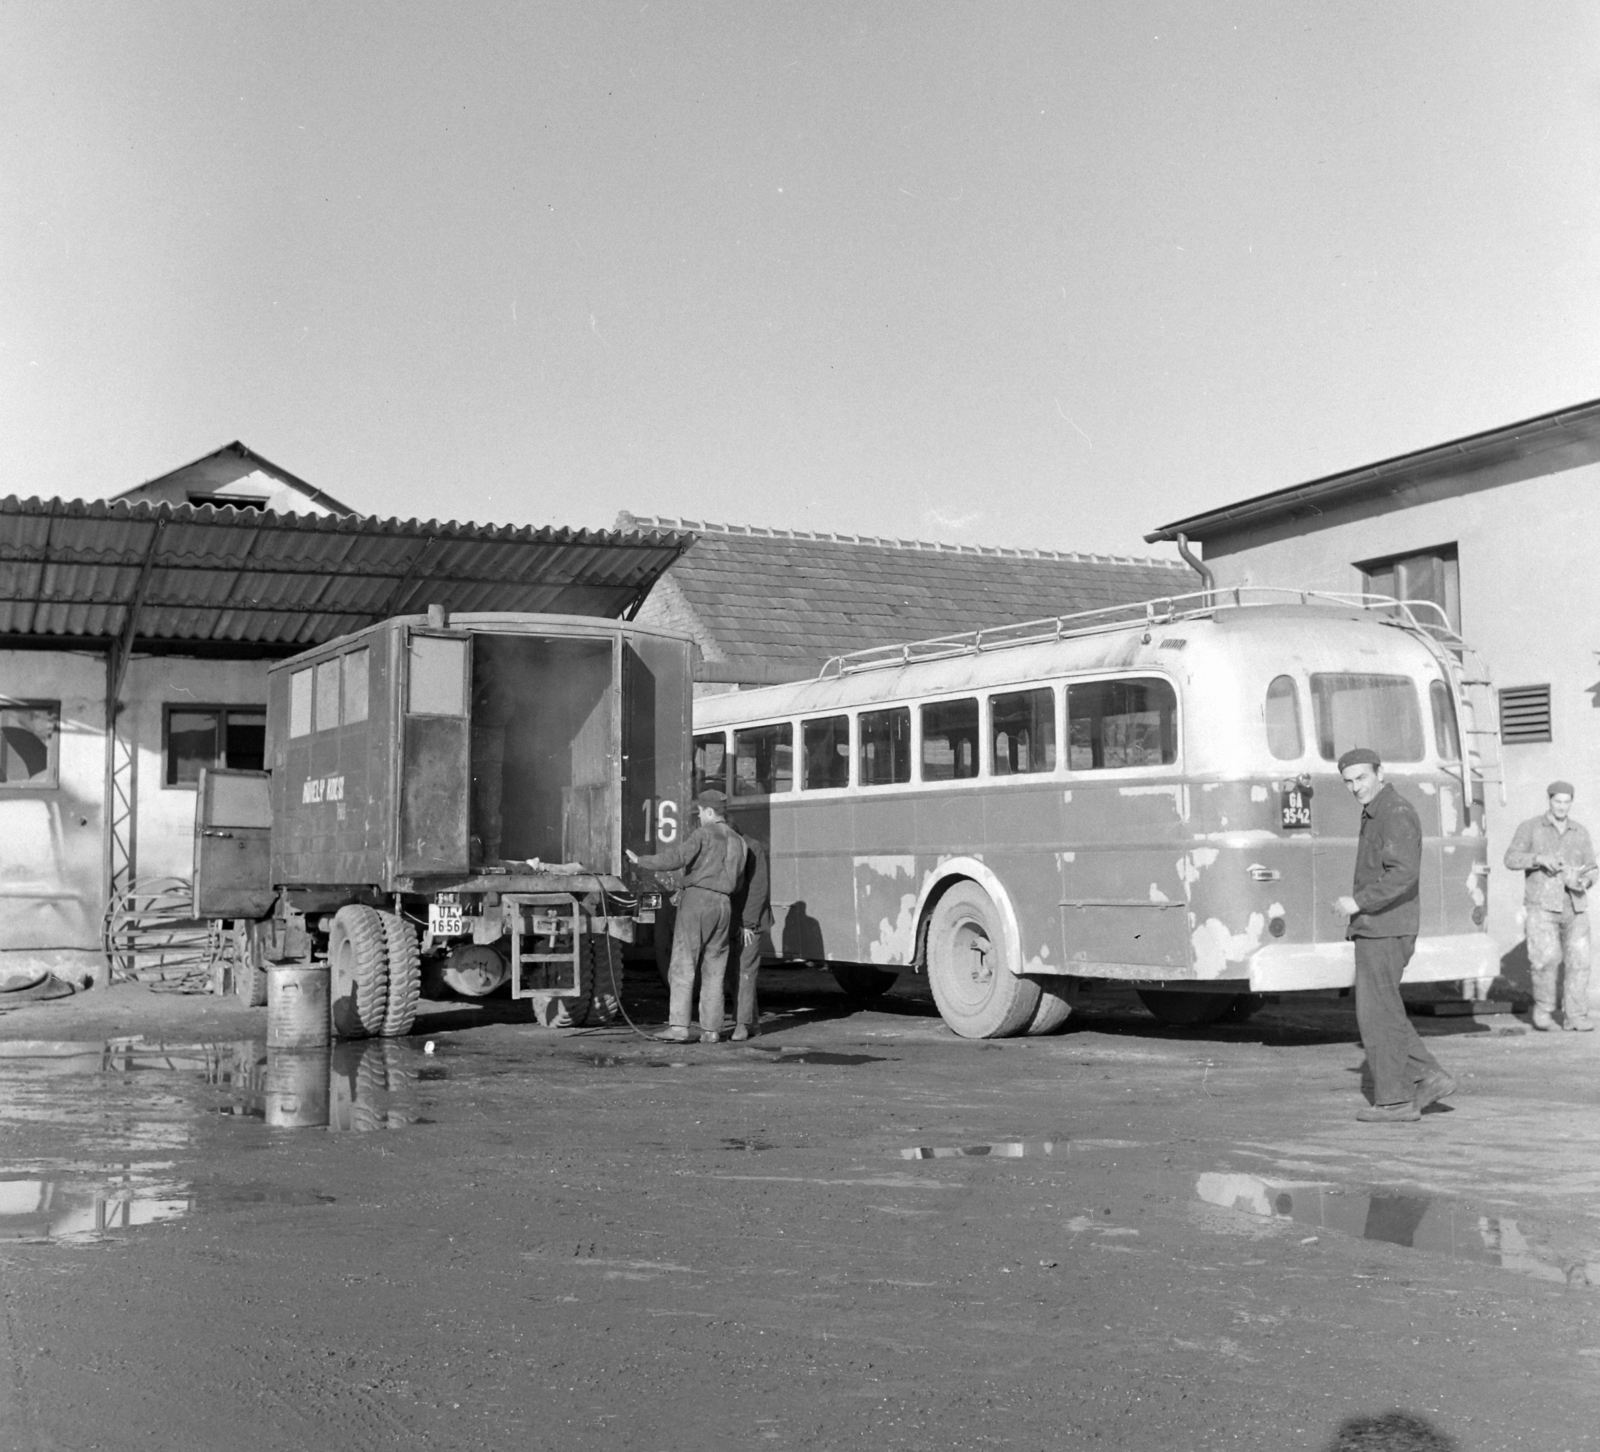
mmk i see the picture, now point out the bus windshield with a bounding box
[1310,673,1424,763]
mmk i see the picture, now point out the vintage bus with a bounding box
[689,589,1495,1039]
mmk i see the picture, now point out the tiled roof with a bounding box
[621,514,1192,680]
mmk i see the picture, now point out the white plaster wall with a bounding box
[121,656,272,881]
[1204,456,1600,972]
[0,651,108,981]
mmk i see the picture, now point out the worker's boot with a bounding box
[653,1025,695,1043]
[1531,1007,1559,1032]
[731,1023,756,1042]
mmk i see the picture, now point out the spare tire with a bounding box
[378,911,421,1038]
[329,906,388,1039]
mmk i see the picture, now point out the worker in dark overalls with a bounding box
[627,789,747,1043]
[727,823,771,1041]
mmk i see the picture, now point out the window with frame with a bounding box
[1360,545,1460,634]
[732,722,793,796]
[858,707,911,786]
[693,733,727,796]
[1067,677,1177,770]
[1429,680,1462,760]
[0,701,60,788]
[1309,673,1424,763]
[920,698,979,781]
[164,706,267,786]
[991,688,1055,775]
[1264,675,1304,761]
[802,715,850,790]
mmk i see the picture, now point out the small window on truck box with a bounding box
[343,648,370,724]
[289,669,312,738]
[408,636,467,716]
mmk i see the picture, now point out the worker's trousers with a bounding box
[1525,904,1591,1022]
[732,930,761,1027]
[1353,934,1442,1107]
[667,886,733,1034]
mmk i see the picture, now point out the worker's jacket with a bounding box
[729,829,773,932]
[1347,783,1421,939]
[636,819,747,897]
[1505,812,1598,913]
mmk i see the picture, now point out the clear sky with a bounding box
[4,2,1598,558]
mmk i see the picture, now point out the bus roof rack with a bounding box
[818,587,1464,678]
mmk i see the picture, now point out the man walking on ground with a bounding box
[1505,781,1597,1032]
[1334,747,1456,1124]
[627,789,747,1044]
[727,822,771,1041]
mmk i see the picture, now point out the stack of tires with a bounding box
[328,905,422,1040]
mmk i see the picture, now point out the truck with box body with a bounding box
[193,611,693,1036]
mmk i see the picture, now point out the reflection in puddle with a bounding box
[766,1048,886,1067]
[1195,1172,1599,1287]
[0,1169,188,1243]
[901,1140,1059,1160]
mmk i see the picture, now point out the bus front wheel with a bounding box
[926,882,1041,1039]
[1135,988,1235,1028]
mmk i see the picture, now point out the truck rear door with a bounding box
[397,629,472,876]
[192,768,274,918]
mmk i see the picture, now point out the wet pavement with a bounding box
[1,971,1599,1449]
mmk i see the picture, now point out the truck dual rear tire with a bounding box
[378,911,421,1038]
[925,882,1041,1039]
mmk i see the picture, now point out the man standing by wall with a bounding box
[727,822,771,1041]
[627,789,747,1044]
[1333,747,1456,1124]
[1504,781,1597,1032]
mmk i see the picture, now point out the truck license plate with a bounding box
[429,901,465,936]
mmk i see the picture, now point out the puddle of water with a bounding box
[764,1048,886,1066]
[1195,1172,1599,1287]
[900,1140,1059,1160]
[721,1138,775,1152]
[0,1167,189,1244]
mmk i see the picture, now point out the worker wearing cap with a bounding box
[1505,781,1597,1031]
[627,789,748,1043]
[1334,747,1455,1123]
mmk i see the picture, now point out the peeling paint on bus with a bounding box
[1179,847,1219,887]
[855,855,915,880]
[1191,912,1268,978]
[1149,883,1171,903]
[867,894,918,964]
[1250,784,1269,802]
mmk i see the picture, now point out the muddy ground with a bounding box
[2,968,1598,1452]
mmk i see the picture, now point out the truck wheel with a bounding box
[329,906,388,1039]
[1135,989,1233,1027]
[925,882,1041,1039]
[233,921,268,1008]
[378,911,421,1037]
[530,937,622,1027]
[1023,981,1074,1035]
[830,964,898,1001]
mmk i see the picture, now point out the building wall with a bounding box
[0,651,108,983]
[121,656,272,882]
[1203,453,1600,973]
[0,651,272,986]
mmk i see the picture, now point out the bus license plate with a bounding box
[429,899,465,936]
[1280,786,1312,831]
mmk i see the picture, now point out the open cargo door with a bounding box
[192,768,274,918]
[398,629,473,876]
[622,631,692,863]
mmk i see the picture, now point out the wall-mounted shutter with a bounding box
[1499,685,1552,744]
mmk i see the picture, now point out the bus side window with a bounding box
[802,716,850,790]
[1067,677,1177,770]
[991,688,1056,775]
[921,698,979,781]
[1264,675,1303,760]
[733,723,793,796]
[693,733,727,796]
[1429,679,1462,761]
[859,708,911,786]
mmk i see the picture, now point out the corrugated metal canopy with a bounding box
[0,496,691,652]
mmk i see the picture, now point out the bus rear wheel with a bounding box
[1135,988,1235,1028]
[926,882,1040,1039]
[831,964,898,1001]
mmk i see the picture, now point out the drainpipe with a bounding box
[1173,532,1213,602]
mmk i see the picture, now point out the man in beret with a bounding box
[1334,747,1454,1123]
[1505,781,1597,1031]
[627,789,748,1043]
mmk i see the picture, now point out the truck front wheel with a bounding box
[329,906,389,1039]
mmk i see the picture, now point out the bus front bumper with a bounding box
[1246,934,1499,993]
